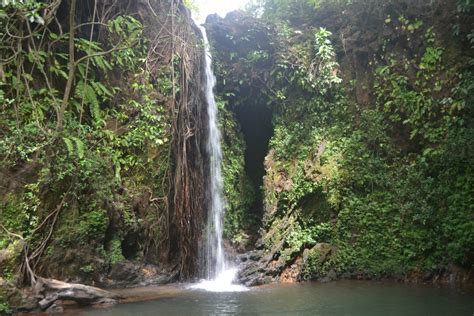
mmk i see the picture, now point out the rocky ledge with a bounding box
[236,244,474,287]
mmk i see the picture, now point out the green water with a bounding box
[71,281,473,315]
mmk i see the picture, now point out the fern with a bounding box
[63,137,85,159]
[91,81,114,99]
[72,137,85,159]
[79,81,101,124]
[63,137,74,156]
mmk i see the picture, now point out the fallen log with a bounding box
[34,278,121,310]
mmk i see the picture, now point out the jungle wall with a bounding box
[206,0,474,285]
[0,0,208,311]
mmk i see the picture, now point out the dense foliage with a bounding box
[0,1,473,312]
[212,0,473,280]
[0,1,176,300]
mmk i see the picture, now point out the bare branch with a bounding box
[57,0,77,130]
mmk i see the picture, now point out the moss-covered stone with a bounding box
[300,243,336,280]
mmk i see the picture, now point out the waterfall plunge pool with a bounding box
[60,281,473,315]
[190,268,248,292]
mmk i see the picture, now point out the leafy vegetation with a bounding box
[0,0,173,285]
[218,101,257,245]
[211,0,474,280]
[0,0,472,305]
[0,301,12,315]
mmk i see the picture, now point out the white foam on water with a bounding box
[190,268,248,292]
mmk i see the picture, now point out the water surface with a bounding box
[67,281,474,315]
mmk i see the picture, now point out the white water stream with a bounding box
[191,24,247,292]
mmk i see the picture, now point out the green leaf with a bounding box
[63,137,74,155]
[72,137,85,159]
[79,82,101,123]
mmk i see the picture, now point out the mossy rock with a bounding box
[300,243,336,280]
[0,278,38,314]
[0,240,24,281]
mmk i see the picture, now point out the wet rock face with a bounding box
[237,250,267,286]
[108,261,141,284]
[237,243,337,286]
[104,260,178,288]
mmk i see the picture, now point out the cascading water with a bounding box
[191,23,247,292]
[201,25,225,281]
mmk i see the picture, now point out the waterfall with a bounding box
[201,24,225,280]
[191,23,247,292]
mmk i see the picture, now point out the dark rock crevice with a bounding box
[234,103,274,220]
[235,104,273,194]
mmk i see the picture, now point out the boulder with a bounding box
[108,261,141,284]
[105,261,178,287]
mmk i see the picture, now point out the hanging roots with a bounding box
[139,0,208,279]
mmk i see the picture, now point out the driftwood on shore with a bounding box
[34,278,121,310]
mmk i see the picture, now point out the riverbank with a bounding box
[18,280,474,315]
[10,277,474,315]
